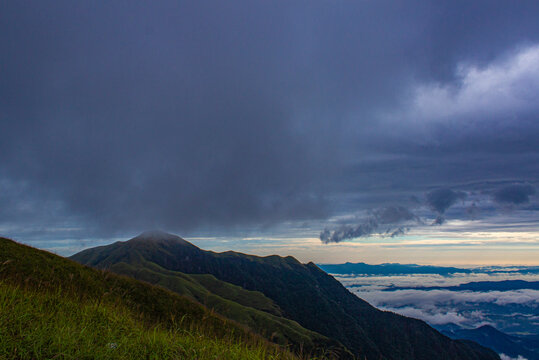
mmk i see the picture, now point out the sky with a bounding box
[1,1,538,265]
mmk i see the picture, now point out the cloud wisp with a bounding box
[320,187,471,243]
[320,206,419,243]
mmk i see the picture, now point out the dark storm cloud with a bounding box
[1,0,539,242]
[494,185,536,205]
[320,206,419,243]
[426,189,467,225]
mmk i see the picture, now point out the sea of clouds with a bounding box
[334,270,539,335]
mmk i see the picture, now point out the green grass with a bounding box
[107,260,339,352]
[0,282,292,360]
[191,273,282,315]
[0,237,299,360]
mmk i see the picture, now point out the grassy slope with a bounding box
[112,259,282,315]
[0,237,298,360]
[108,260,344,354]
[0,283,290,360]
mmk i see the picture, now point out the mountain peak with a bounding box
[131,230,193,246]
[476,325,501,334]
[137,230,177,239]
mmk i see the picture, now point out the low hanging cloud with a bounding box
[320,206,419,243]
[500,354,529,360]
[493,184,536,205]
[426,189,467,225]
[320,181,539,244]
[378,306,471,325]
[360,289,539,308]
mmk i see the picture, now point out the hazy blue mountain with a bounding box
[320,263,539,277]
[318,262,471,275]
[384,280,539,292]
[440,325,539,360]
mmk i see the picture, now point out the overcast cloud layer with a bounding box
[1,1,538,248]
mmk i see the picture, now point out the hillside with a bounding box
[72,231,501,360]
[107,259,348,357]
[0,237,299,360]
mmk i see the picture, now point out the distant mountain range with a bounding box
[318,262,472,275]
[383,280,539,292]
[70,230,500,360]
[318,262,539,276]
[437,324,539,360]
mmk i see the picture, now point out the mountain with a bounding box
[72,231,500,360]
[385,280,539,292]
[318,262,471,276]
[0,236,297,360]
[441,325,539,360]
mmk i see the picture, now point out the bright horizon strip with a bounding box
[9,215,538,267]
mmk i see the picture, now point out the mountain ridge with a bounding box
[379,279,539,292]
[318,262,472,275]
[72,231,500,360]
